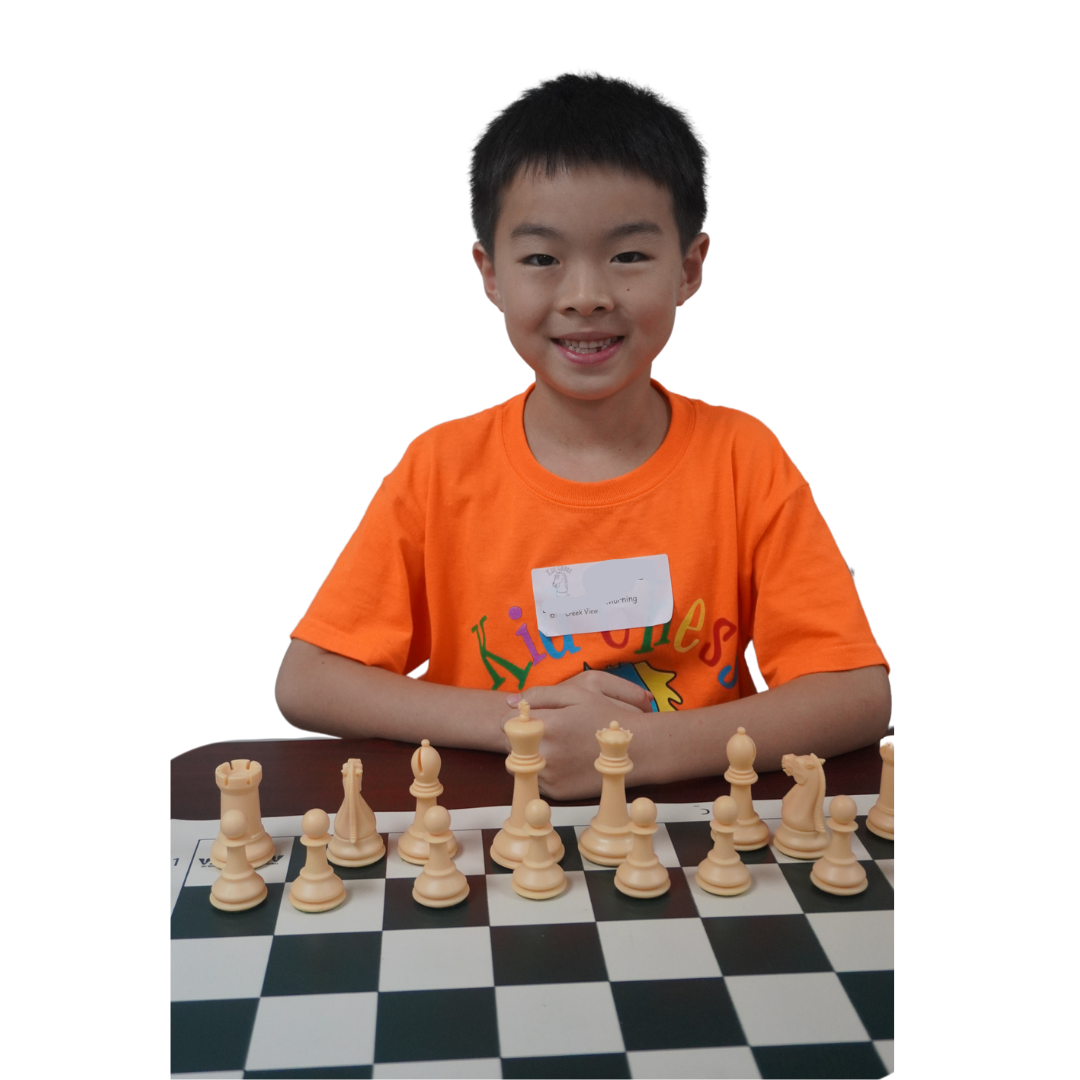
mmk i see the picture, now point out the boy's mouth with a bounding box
[553,336,622,353]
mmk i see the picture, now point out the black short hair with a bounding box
[471,73,707,258]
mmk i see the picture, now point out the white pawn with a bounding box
[210,809,268,911]
[512,799,567,900]
[413,806,469,908]
[695,796,752,896]
[811,796,869,896]
[614,798,670,899]
[289,809,347,912]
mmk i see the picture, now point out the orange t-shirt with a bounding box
[292,382,887,710]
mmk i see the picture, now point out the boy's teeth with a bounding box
[560,337,618,352]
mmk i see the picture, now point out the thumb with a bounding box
[505,686,576,711]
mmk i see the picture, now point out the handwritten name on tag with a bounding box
[531,555,673,637]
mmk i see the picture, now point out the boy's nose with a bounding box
[557,267,614,315]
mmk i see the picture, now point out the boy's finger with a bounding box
[505,686,580,711]
[590,677,655,711]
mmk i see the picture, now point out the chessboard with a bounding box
[171,798,894,1079]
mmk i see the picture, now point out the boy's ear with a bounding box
[472,242,504,312]
[676,232,710,307]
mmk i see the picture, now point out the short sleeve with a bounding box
[291,445,432,674]
[750,484,888,687]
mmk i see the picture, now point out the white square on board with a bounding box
[378,926,494,992]
[806,911,894,972]
[496,982,624,1059]
[877,859,894,887]
[170,1071,244,1078]
[597,918,721,982]
[273,879,385,935]
[245,992,378,1070]
[485,870,595,926]
[724,972,869,1046]
[628,1046,762,1079]
[875,1039,894,1073]
[171,937,273,1002]
[684,864,803,918]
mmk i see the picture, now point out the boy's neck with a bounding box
[522,372,671,483]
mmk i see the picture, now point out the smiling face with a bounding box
[474,165,708,403]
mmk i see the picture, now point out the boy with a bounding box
[276,73,890,801]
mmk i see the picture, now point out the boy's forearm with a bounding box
[275,639,510,753]
[632,665,891,789]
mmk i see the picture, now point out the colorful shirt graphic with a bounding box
[292,383,888,711]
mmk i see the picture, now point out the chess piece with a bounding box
[695,795,752,896]
[328,758,386,867]
[490,701,565,869]
[866,742,894,841]
[724,727,771,851]
[578,721,634,866]
[289,809,346,912]
[512,799,568,900]
[210,759,275,869]
[811,795,869,896]
[773,752,831,859]
[210,810,268,911]
[413,806,469,908]
[614,797,670,898]
[398,740,457,864]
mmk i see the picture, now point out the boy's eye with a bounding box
[522,252,648,267]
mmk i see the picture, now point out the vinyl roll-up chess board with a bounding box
[171,800,894,1079]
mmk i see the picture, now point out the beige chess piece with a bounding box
[811,795,869,896]
[398,740,457,865]
[725,727,771,851]
[490,701,565,869]
[413,806,470,908]
[695,795,752,896]
[578,721,635,866]
[512,799,568,900]
[328,758,386,867]
[866,742,894,841]
[210,809,268,911]
[210,759,275,869]
[289,809,347,912]
[614,798,670,898]
[773,752,831,859]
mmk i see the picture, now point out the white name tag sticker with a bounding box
[531,555,673,637]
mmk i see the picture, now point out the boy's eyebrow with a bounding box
[508,220,665,242]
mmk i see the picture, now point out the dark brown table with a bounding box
[171,736,888,819]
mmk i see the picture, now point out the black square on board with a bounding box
[171,998,257,1074]
[838,970,894,1040]
[502,1052,631,1078]
[780,861,894,914]
[665,821,776,867]
[261,931,381,996]
[611,978,745,1051]
[381,875,489,930]
[753,1041,888,1079]
[373,986,499,1062]
[702,914,832,976]
[171,883,284,940]
[491,922,608,985]
[856,816,895,861]
[584,867,698,921]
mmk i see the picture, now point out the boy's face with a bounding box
[474,166,707,402]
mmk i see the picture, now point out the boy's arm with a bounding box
[275,639,654,755]
[524,665,891,801]
[276,640,511,752]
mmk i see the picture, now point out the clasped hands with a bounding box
[502,669,655,801]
